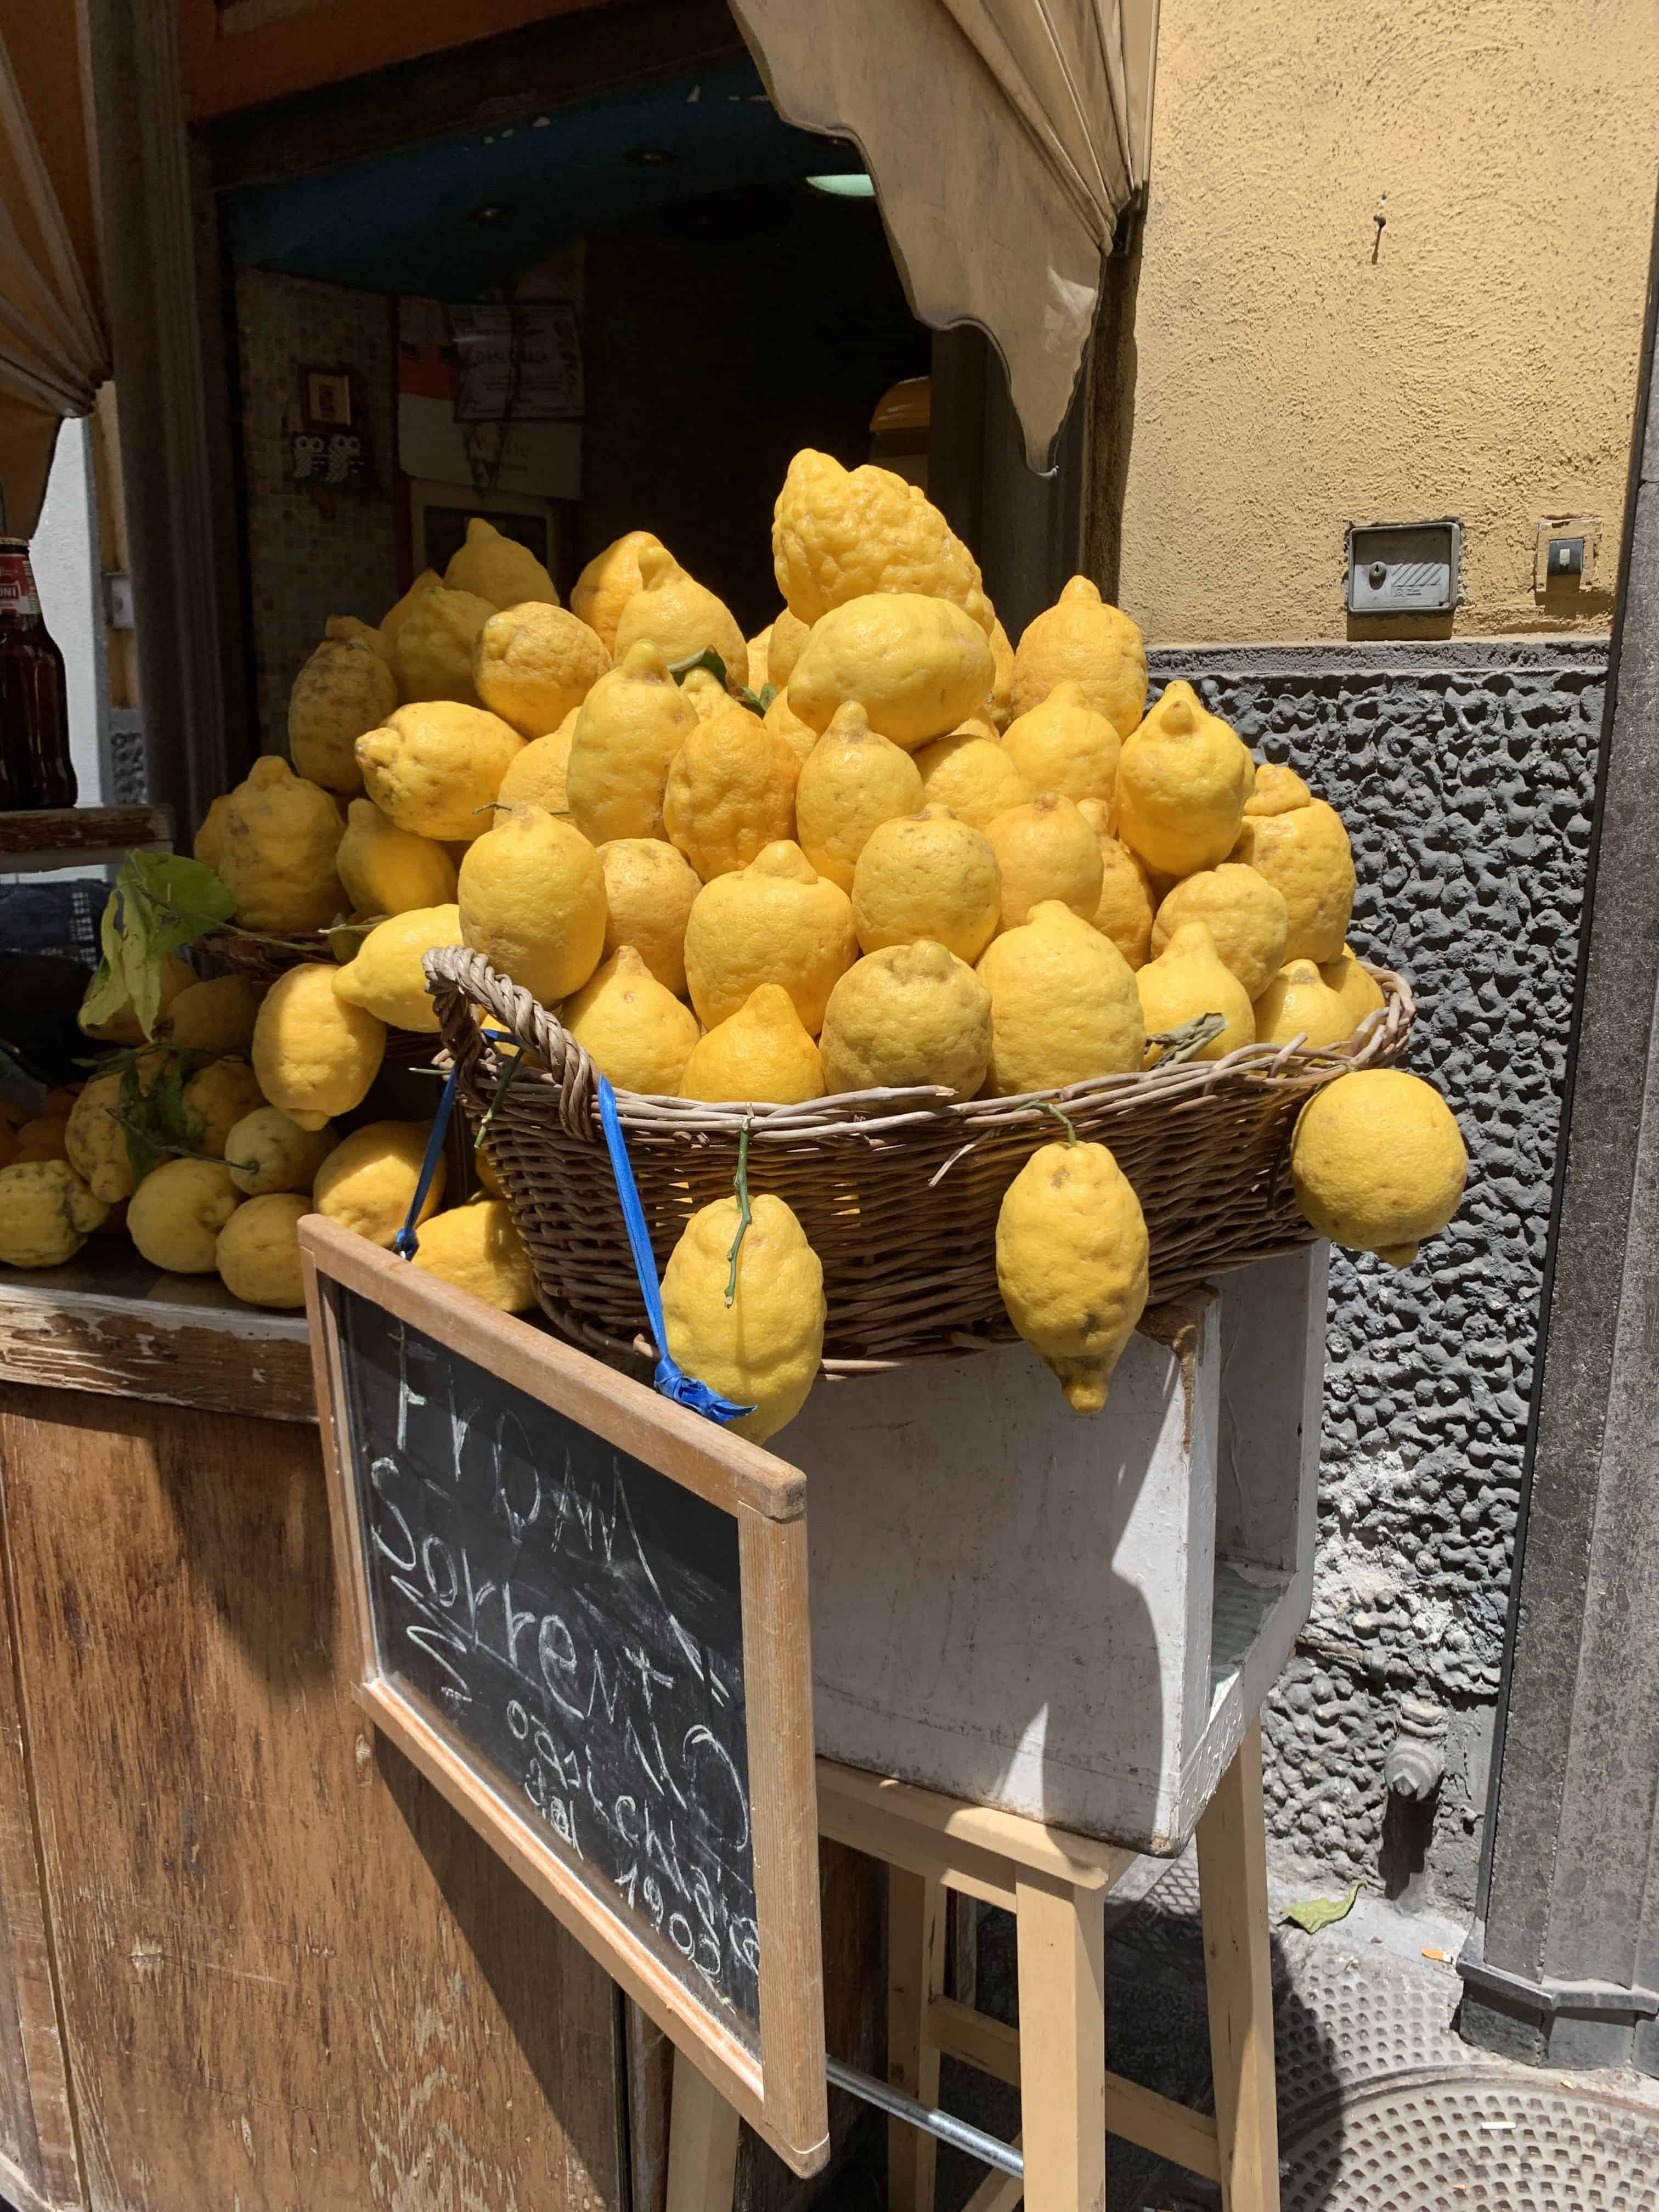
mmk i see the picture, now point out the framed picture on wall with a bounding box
[302,366,356,430]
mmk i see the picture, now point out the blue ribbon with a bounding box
[595,1075,755,1426]
[394,1059,462,1260]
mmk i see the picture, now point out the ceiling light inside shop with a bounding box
[806,173,876,199]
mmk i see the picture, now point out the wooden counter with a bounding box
[0,1258,881,2212]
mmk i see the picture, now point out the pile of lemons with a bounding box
[0,462,1467,1431]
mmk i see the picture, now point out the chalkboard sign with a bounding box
[300,1218,828,2176]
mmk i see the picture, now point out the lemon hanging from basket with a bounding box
[660,1136,826,1444]
[996,1115,1150,1414]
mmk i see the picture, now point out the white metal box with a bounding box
[787,1246,1327,1854]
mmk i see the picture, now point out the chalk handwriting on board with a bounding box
[341,1293,760,2028]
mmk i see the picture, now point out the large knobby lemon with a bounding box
[661,1193,826,1443]
[996,1138,1149,1414]
[1292,1070,1466,1267]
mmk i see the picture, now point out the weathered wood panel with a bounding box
[0,1383,626,2212]
[0,1459,83,2212]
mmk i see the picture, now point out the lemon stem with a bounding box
[725,1121,753,1307]
[475,1042,523,1152]
[1040,1101,1079,1146]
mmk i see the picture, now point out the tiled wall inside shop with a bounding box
[236,269,398,754]
[1148,640,1607,1912]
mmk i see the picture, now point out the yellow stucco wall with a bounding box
[1114,0,1659,644]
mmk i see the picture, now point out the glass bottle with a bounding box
[0,536,75,810]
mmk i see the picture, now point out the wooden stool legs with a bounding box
[1013,1870,1107,2212]
[888,1870,946,2212]
[664,1730,1279,2212]
[1196,1722,1279,2211]
[664,2056,742,2212]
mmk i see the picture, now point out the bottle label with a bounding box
[0,549,39,616]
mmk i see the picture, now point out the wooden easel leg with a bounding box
[665,2049,741,2212]
[1196,1722,1280,2212]
[1014,1869,1107,2212]
[888,1866,946,2212]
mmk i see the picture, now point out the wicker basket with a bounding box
[199,928,442,1066]
[428,945,1416,1375]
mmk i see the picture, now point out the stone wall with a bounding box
[1148,640,1608,1910]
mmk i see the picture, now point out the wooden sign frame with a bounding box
[298,1217,828,2176]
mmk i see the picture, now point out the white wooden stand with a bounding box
[667,1730,1279,2212]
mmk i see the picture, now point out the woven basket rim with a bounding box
[425,943,1416,1142]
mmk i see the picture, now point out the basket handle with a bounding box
[594,1076,756,1427]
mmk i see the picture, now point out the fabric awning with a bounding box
[730,0,1159,474]
[0,13,109,536]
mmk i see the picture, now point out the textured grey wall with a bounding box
[1148,641,1607,1908]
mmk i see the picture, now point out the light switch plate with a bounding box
[1346,520,1462,615]
[1535,516,1601,592]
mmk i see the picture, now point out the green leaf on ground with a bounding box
[1281,1881,1361,1934]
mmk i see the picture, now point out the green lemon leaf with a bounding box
[78,894,131,1034]
[669,647,729,690]
[1280,1881,1361,1934]
[126,851,235,953]
[327,917,380,964]
[83,853,236,1042]
[735,682,776,719]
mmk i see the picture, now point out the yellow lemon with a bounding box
[496,709,579,815]
[977,900,1145,1096]
[1136,921,1255,1063]
[213,755,345,933]
[598,838,702,996]
[983,617,1014,731]
[772,449,992,633]
[444,517,558,610]
[314,1120,444,1247]
[1010,576,1147,733]
[183,1058,266,1156]
[128,1158,240,1273]
[473,601,608,738]
[766,608,811,690]
[820,939,991,1102]
[564,946,701,1094]
[1115,682,1256,878]
[252,963,386,1131]
[1150,863,1290,999]
[411,1199,538,1311]
[381,568,441,641]
[681,665,734,723]
[566,639,698,843]
[357,701,523,843]
[1320,946,1387,1035]
[1244,763,1313,815]
[64,1073,134,1204]
[571,530,661,654]
[746,627,772,693]
[1252,960,1355,1051]
[664,705,801,880]
[326,614,393,666]
[193,792,233,875]
[679,985,826,1104]
[997,1139,1149,1414]
[157,974,263,1058]
[224,1108,336,1197]
[333,903,462,1032]
[458,803,608,1007]
[216,1193,309,1309]
[787,594,995,751]
[0,1159,108,1265]
[1230,787,1356,963]
[852,806,1000,963]
[763,685,819,763]
[1001,681,1122,808]
[795,701,924,890]
[614,544,747,684]
[336,797,458,916]
[1292,1070,1467,1266]
[1075,798,1155,968]
[661,1193,825,1443]
[391,584,496,706]
[289,636,397,794]
[684,841,856,1034]
[911,726,1031,830]
[985,793,1104,930]
[78,951,195,1046]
